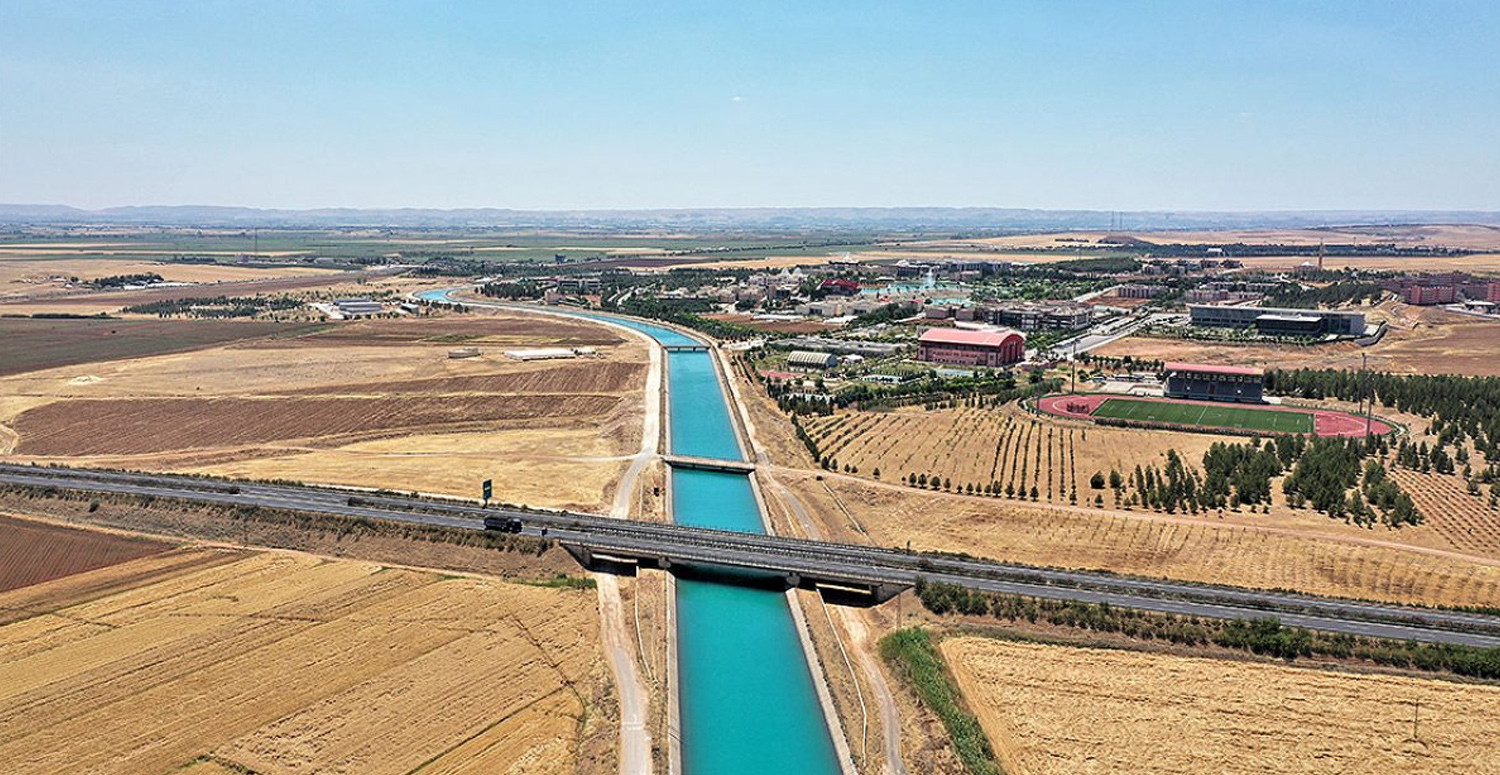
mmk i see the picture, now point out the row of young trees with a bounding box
[915,580,1500,679]
[123,295,304,318]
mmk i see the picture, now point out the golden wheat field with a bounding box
[774,469,1500,608]
[0,312,649,511]
[942,636,1500,775]
[0,547,608,775]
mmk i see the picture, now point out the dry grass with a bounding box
[802,405,1221,504]
[1390,468,1500,557]
[942,636,1500,775]
[0,311,649,511]
[0,548,609,775]
[776,469,1500,608]
[0,257,334,299]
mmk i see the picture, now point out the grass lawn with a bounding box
[1093,397,1314,434]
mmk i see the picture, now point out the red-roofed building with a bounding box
[916,327,1025,367]
[1163,362,1265,403]
[819,278,861,296]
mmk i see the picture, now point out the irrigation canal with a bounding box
[421,291,845,775]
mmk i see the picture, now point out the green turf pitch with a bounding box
[1092,398,1314,434]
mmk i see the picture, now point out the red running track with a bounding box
[1035,394,1392,438]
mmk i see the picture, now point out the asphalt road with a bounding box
[4,462,1499,648]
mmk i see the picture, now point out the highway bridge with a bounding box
[3,463,1499,648]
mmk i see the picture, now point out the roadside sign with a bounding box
[482,479,492,503]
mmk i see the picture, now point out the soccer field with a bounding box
[1092,397,1315,434]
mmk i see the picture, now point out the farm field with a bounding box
[0,548,609,775]
[1390,467,1500,558]
[0,514,170,592]
[800,405,1224,504]
[0,268,376,316]
[1091,396,1314,433]
[0,311,649,511]
[912,224,1500,252]
[770,468,1500,608]
[942,636,1500,775]
[0,256,336,299]
[0,317,323,377]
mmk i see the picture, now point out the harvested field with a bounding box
[775,469,1500,608]
[1390,467,1500,558]
[14,394,621,456]
[0,257,334,299]
[0,549,609,775]
[286,358,642,396]
[0,270,376,316]
[275,313,626,348]
[0,514,170,592]
[0,309,650,510]
[918,225,1500,252]
[0,317,322,377]
[800,406,1222,506]
[943,636,1500,775]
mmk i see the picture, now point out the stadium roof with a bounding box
[918,327,1023,347]
[1164,362,1264,377]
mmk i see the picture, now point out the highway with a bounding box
[3,462,1499,648]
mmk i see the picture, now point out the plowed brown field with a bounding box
[943,636,1500,775]
[0,514,170,592]
[0,549,607,775]
[14,394,621,455]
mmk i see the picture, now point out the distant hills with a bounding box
[2,204,1498,232]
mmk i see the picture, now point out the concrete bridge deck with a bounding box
[661,455,756,474]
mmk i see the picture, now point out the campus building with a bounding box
[1163,362,1266,403]
[1187,304,1366,337]
[785,350,839,370]
[916,327,1025,367]
[1116,284,1165,299]
[983,301,1093,331]
[1402,285,1456,305]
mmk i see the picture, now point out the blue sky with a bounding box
[1,1,1496,210]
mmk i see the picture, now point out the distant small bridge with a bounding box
[662,455,756,474]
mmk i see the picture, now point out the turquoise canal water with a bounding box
[423,291,843,775]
